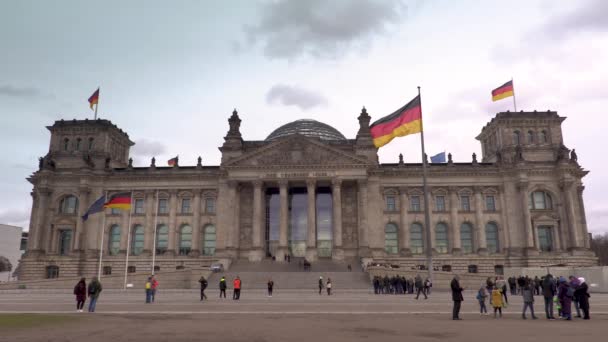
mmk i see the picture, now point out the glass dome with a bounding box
[265,119,346,141]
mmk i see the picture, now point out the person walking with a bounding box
[522,281,538,319]
[233,276,242,300]
[198,276,208,301]
[477,283,488,315]
[541,274,556,320]
[73,278,87,312]
[326,278,332,296]
[219,275,227,298]
[415,274,427,300]
[451,275,464,320]
[145,277,152,303]
[318,276,324,295]
[87,276,102,313]
[557,277,573,320]
[574,277,590,320]
[267,279,274,297]
[496,276,508,304]
[150,275,159,303]
[491,286,504,318]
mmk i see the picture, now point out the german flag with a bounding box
[104,192,131,210]
[370,95,422,148]
[88,88,99,110]
[491,80,514,102]
[168,156,178,166]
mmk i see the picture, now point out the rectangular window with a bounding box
[111,208,121,215]
[59,230,72,256]
[435,196,445,211]
[410,196,421,212]
[538,226,553,252]
[386,196,396,211]
[460,196,471,211]
[158,198,168,214]
[181,198,191,213]
[485,196,496,211]
[205,198,216,214]
[134,199,145,214]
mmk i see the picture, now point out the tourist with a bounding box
[267,279,274,297]
[517,276,526,294]
[326,278,332,295]
[541,274,556,320]
[521,281,538,319]
[318,276,324,295]
[569,276,582,318]
[450,275,464,320]
[508,277,517,295]
[87,276,102,313]
[233,276,242,300]
[198,276,208,301]
[373,276,380,294]
[477,283,488,315]
[73,277,87,312]
[557,277,573,320]
[496,276,508,304]
[415,274,427,300]
[491,285,504,318]
[219,275,227,298]
[145,277,152,303]
[150,275,159,302]
[424,278,432,295]
[574,277,590,320]
[534,276,541,296]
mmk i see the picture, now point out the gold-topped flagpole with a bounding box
[417,86,434,283]
[511,78,517,112]
[94,87,100,120]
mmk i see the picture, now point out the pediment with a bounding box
[224,134,370,168]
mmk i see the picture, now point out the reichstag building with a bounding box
[20,109,596,280]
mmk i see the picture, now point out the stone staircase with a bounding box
[208,258,371,290]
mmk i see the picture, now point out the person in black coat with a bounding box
[198,276,208,301]
[574,278,590,320]
[451,275,464,320]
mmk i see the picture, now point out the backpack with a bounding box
[476,291,482,301]
[566,286,575,298]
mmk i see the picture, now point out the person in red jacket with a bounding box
[150,275,159,303]
[233,276,242,300]
[73,278,87,312]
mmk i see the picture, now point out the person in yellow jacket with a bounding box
[491,286,504,318]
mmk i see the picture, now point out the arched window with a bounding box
[384,223,398,254]
[63,138,69,151]
[88,138,94,150]
[108,225,121,255]
[527,131,534,144]
[460,223,474,254]
[513,130,521,145]
[131,225,144,256]
[435,223,448,254]
[410,223,424,254]
[59,195,78,215]
[58,230,72,255]
[75,138,82,151]
[485,222,499,254]
[202,225,216,255]
[530,191,553,210]
[155,224,169,255]
[179,225,192,255]
[540,130,548,144]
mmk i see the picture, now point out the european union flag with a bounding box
[82,195,106,221]
[430,152,446,163]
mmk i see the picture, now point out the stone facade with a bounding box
[19,110,596,281]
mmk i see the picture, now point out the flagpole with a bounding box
[94,87,99,120]
[417,86,434,283]
[151,190,159,275]
[123,191,133,290]
[511,78,517,112]
[97,191,108,279]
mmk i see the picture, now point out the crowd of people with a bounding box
[372,274,432,299]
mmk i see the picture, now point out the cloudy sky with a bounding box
[1,0,607,234]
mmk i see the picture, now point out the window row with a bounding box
[62,137,94,151]
[107,224,216,256]
[384,222,500,255]
[57,195,216,215]
[385,194,497,212]
[513,129,550,146]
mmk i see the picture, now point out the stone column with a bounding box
[119,206,130,254]
[561,180,582,250]
[167,190,177,256]
[357,180,370,256]
[498,186,511,254]
[277,180,289,261]
[577,185,590,249]
[143,190,155,255]
[74,187,89,252]
[474,187,487,254]
[332,178,344,260]
[399,187,410,255]
[250,180,264,261]
[518,181,536,254]
[306,179,317,261]
[191,189,202,257]
[30,188,50,253]
[449,187,461,255]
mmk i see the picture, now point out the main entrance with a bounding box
[265,186,333,259]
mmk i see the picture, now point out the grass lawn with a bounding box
[0,314,80,329]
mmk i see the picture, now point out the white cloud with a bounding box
[266,84,328,110]
[131,139,167,157]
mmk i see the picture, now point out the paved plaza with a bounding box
[0,289,606,341]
